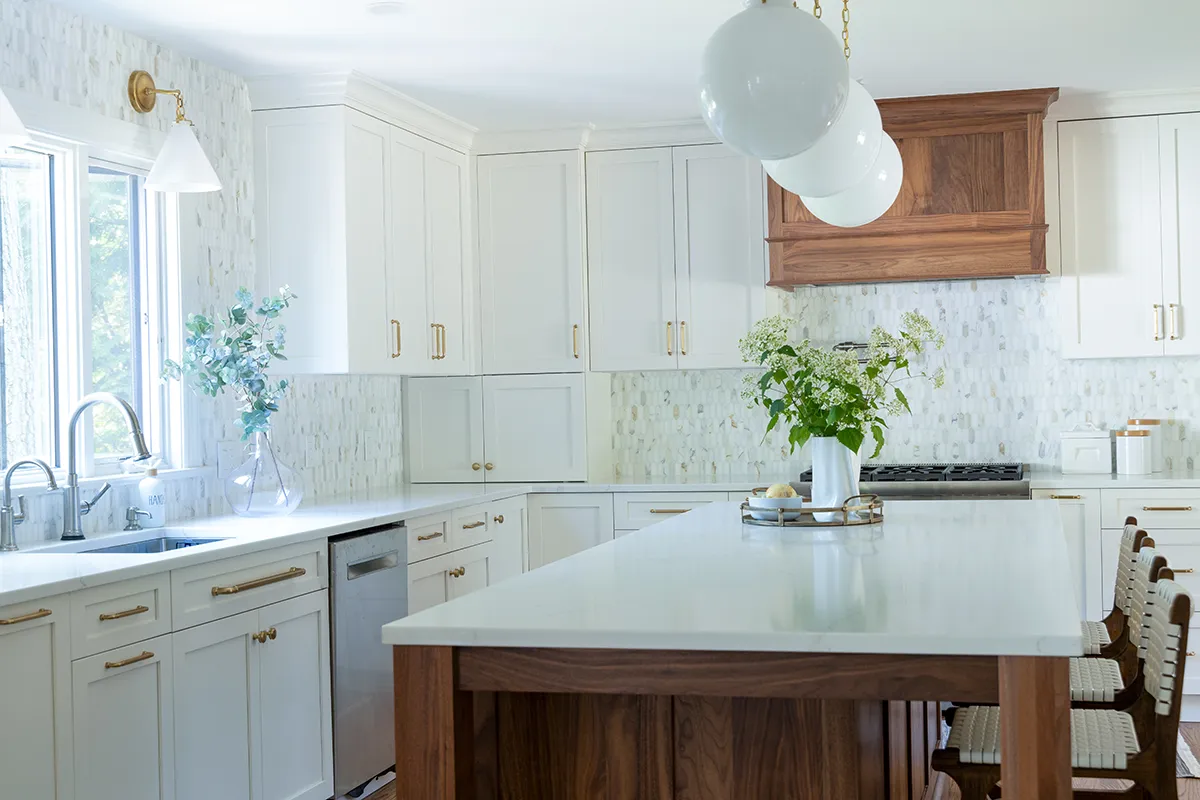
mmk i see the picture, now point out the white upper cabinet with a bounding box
[254,105,472,375]
[585,144,765,372]
[1160,113,1200,356]
[404,377,485,483]
[673,145,766,369]
[477,151,585,374]
[482,374,588,482]
[585,148,678,372]
[1058,112,1200,358]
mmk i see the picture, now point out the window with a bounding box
[0,141,175,475]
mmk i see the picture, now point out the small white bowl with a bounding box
[746,493,805,521]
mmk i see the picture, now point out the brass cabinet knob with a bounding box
[449,567,466,578]
[472,463,482,471]
[266,627,277,640]
[484,463,494,471]
[493,514,504,524]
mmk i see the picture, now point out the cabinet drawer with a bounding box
[70,573,171,659]
[407,514,451,563]
[1102,489,1200,529]
[451,503,493,550]
[613,492,729,531]
[171,540,326,630]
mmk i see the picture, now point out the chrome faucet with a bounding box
[0,459,59,552]
[62,393,152,541]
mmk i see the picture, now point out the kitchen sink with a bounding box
[26,531,231,555]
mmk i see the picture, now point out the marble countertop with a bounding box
[383,499,1084,657]
[0,484,531,607]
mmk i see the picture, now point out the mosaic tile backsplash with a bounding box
[1,0,405,544]
[611,279,1200,479]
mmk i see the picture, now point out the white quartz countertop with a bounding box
[1028,467,1200,489]
[383,499,1083,657]
[0,484,530,607]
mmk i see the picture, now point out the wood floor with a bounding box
[364,724,1200,800]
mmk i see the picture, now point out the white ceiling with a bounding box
[51,0,1200,131]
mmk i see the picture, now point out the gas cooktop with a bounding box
[794,463,1029,500]
[797,463,1025,483]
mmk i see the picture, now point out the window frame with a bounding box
[1,100,187,480]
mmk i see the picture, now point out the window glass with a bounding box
[88,166,143,458]
[0,148,56,468]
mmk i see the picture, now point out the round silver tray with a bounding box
[740,493,884,527]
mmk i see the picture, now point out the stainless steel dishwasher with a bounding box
[329,523,407,797]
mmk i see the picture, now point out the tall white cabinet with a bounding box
[254,105,472,375]
[1058,112,1200,358]
[585,143,765,372]
[476,151,586,374]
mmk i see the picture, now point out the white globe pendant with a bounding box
[699,0,849,161]
[801,134,903,228]
[763,81,883,198]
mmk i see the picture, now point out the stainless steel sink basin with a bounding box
[83,536,228,554]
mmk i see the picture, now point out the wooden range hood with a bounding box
[767,87,1059,286]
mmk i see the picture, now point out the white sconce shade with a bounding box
[0,86,30,148]
[699,0,849,161]
[801,134,903,228]
[763,81,884,199]
[146,122,222,193]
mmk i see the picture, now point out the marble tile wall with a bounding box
[1,0,405,544]
[611,278,1200,479]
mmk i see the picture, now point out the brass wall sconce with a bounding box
[127,70,221,193]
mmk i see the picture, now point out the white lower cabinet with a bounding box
[527,494,615,570]
[72,636,174,800]
[173,591,332,800]
[0,595,72,800]
[408,542,494,614]
[1032,489,1102,619]
[490,495,528,581]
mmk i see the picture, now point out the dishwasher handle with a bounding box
[346,551,400,581]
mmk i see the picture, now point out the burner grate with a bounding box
[798,463,1025,483]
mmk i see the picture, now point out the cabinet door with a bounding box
[257,592,333,800]
[585,148,678,372]
[478,151,585,374]
[1032,489,1102,620]
[482,374,588,482]
[1058,117,1164,359]
[405,377,485,483]
[1161,113,1200,356]
[173,610,259,800]
[447,548,492,600]
[489,495,528,581]
[387,126,432,372]
[407,557,450,614]
[0,596,72,800]
[527,494,615,569]
[427,141,472,375]
[673,144,766,370]
[72,636,174,800]
[344,108,394,374]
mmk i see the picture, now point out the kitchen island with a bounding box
[383,500,1082,799]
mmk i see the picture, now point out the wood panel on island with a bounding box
[767,87,1060,285]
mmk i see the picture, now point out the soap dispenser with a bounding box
[138,467,166,528]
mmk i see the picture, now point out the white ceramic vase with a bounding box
[809,436,861,522]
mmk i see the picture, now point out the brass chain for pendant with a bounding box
[841,0,850,59]
[813,0,822,18]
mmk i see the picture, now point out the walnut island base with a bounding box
[384,501,1081,800]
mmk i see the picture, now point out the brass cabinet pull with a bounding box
[472,462,482,471]
[99,605,150,622]
[1170,303,1180,341]
[1175,568,1195,574]
[0,608,51,626]
[1143,506,1193,512]
[431,324,443,360]
[680,321,688,356]
[416,531,444,542]
[572,324,580,359]
[448,567,466,578]
[105,651,154,670]
[666,322,674,356]
[211,566,307,596]
[493,514,505,524]
[439,324,447,359]
[1048,494,1082,500]
[484,463,494,471]
[1154,304,1164,341]
[390,319,402,358]
[462,521,486,530]
[649,508,689,514]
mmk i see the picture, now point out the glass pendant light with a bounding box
[0,86,30,148]
[699,0,849,161]
[800,134,903,227]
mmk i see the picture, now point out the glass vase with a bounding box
[224,432,304,517]
[809,436,860,522]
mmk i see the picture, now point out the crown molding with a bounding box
[471,119,719,155]
[470,127,591,155]
[247,71,477,152]
[1047,87,1200,122]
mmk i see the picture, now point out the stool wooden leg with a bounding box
[999,656,1071,799]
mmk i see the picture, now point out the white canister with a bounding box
[1127,418,1164,472]
[1115,430,1153,475]
[1060,424,1112,474]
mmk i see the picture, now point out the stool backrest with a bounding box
[1117,524,1150,614]
[1128,546,1168,648]
[1140,578,1193,717]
